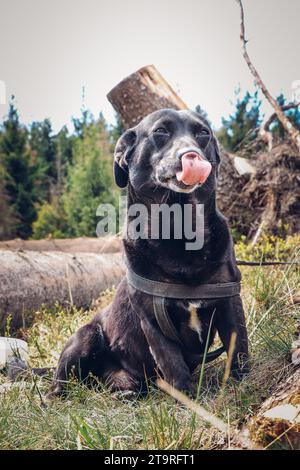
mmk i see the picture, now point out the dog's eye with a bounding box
[197,128,210,136]
[195,128,211,148]
[152,127,170,148]
[154,127,169,134]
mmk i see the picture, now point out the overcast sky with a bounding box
[0,0,299,132]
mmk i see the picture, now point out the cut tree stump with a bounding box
[0,250,125,332]
[107,65,188,128]
[250,367,300,448]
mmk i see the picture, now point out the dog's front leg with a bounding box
[215,295,249,380]
[140,317,193,394]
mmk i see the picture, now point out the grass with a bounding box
[0,243,299,450]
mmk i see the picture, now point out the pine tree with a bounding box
[270,93,300,140]
[0,159,17,240]
[31,123,74,239]
[29,119,56,202]
[52,125,74,200]
[63,113,117,237]
[31,200,68,239]
[195,105,211,126]
[72,109,94,139]
[110,113,125,148]
[0,100,37,238]
[217,89,262,152]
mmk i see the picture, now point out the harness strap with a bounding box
[153,296,183,346]
[199,345,225,363]
[153,295,225,362]
[127,267,241,299]
[127,266,239,363]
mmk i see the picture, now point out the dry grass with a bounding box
[0,246,299,450]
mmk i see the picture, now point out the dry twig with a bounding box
[157,378,262,450]
[236,0,300,153]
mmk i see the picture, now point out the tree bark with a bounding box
[0,236,122,254]
[107,65,188,128]
[0,250,125,332]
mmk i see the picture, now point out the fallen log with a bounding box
[107,64,187,128]
[0,236,122,254]
[0,250,125,332]
[250,368,300,448]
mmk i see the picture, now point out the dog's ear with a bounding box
[212,135,222,165]
[210,135,222,179]
[114,129,137,188]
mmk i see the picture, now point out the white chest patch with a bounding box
[188,303,203,343]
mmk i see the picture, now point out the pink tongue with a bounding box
[176,153,212,186]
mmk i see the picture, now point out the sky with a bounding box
[0,0,299,132]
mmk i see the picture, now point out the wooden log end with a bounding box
[107,65,188,128]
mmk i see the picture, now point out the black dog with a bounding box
[48,109,249,398]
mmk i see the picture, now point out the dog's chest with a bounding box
[187,302,203,343]
[169,299,215,347]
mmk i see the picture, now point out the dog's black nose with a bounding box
[176,146,204,159]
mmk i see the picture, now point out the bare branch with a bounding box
[260,101,300,151]
[263,101,300,132]
[236,0,300,154]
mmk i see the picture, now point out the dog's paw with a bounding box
[112,390,139,402]
[231,357,250,381]
[173,378,195,397]
[45,383,64,402]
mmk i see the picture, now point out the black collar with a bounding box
[126,265,241,299]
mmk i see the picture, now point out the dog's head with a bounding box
[114,109,221,199]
